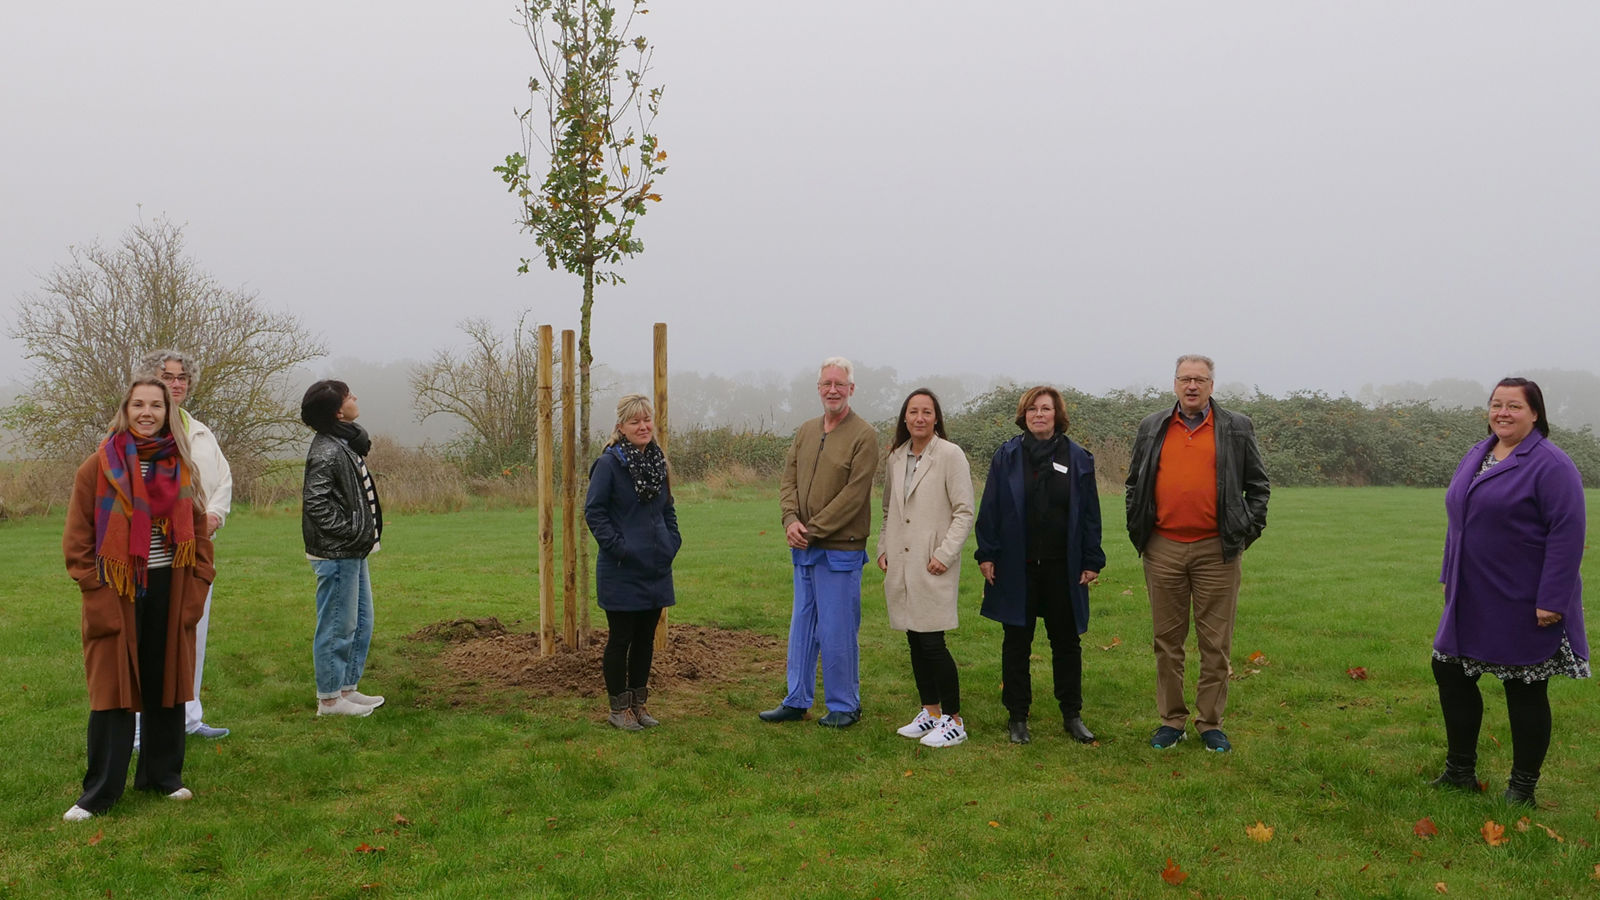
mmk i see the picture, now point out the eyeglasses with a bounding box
[817,381,851,391]
[160,372,190,384]
[1176,376,1212,386]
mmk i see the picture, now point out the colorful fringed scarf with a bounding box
[93,430,196,601]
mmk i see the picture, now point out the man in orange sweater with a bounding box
[1125,355,1270,752]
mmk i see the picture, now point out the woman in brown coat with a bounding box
[62,377,214,822]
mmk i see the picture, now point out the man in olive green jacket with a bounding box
[759,357,880,728]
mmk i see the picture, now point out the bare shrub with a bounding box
[704,463,764,494]
[366,437,468,514]
[0,458,77,518]
[237,458,305,510]
[469,465,541,508]
[669,426,790,481]
[1085,435,1131,492]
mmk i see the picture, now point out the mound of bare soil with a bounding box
[411,617,783,699]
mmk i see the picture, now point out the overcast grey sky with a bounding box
[3,2,1596,398]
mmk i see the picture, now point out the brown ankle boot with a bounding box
[608,691,643,731]
[631,685,660,728]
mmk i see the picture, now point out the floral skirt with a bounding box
[1433,634,1591,683]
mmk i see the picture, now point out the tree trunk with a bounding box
[577,260,595,645]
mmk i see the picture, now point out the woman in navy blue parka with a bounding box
[585,393,681,731]
[975,386,1106,746]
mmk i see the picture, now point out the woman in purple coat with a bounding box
[1431,377,1588,806]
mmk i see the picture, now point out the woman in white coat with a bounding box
[877,389,975,748]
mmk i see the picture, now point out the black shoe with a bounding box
[817,709,860,728]
[1064,716,1096,744]
[1429,768,1480,791]
[1008,719,1031,744]
[758,704,807,723]
[1429,754,1481,791]
[1503,768,1539,807]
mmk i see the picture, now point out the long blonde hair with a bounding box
[109,377,206,509]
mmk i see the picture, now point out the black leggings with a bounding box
[1432,657,1552,775]
[906,630,960,716]
[603,608,662,696]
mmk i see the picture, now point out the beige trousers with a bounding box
[1142,534,1242,732]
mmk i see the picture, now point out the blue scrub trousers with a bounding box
[782,548,865,714]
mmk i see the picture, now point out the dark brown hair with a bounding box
[890,388,947,451]
[1488,377,1550,438]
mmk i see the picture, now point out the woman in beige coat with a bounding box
[877,389,975,748]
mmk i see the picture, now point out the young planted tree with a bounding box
[494,0,666,462]
[495,0,665,632]
[3,217,325,496]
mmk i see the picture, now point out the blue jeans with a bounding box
[782,549,864,713]
[310,557,374,698]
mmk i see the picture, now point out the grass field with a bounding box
[2,485,1597,898]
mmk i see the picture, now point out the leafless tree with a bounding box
[409,314,541,476]
[3,217,326,496]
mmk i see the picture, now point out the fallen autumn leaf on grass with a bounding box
[1246,821,1274,842]
[1248,650,1267,664]
[1413,817,1439,838]
[1100,636,1122,650]
[1434,883,1448,894]
[1480,821,1507,847]
[87,830,104,846]
[1161,858,1188,885]
[1346,666,1368,680]
[354,843,385,853]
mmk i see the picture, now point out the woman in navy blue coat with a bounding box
[975,386,1105,746]
[584,394,681,731]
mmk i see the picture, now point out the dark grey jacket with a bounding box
[1124,400,1269,561]
[302,432,383,559]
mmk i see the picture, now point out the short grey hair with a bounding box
[818,356,854,384]
[134,348,200,386]
[1174,354,1215,379]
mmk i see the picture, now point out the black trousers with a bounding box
[1432,657,1552,775]
[603,608,662,696]
[1001,559,1082,721]
[78,569,187,812]
[906,630,960,716]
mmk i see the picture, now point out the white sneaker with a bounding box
[167,787,193,801]
[896,708,938,739]
[63,805,94,822]
[919,715,967,748]
[316,697,375,717]
[342,690,385,708]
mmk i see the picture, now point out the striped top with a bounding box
[139,461,174,569]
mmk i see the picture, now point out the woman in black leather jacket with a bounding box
[301,380,386,718]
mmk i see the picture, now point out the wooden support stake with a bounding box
[653,322,670,650]
[537,324,555,657]
[561,329,578,650]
